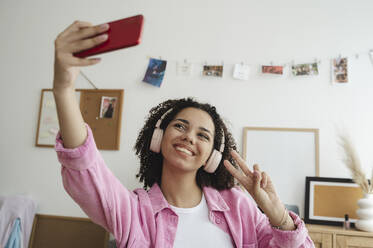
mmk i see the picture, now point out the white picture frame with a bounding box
[242,127,319,218]
[35,89,81,147]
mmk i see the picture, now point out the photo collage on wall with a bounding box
[141,54,355,87]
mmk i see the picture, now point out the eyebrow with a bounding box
[174,118,212,135]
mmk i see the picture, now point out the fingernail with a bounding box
[100,23,109,30]
[98,34,108,41]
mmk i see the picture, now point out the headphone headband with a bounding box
[155,108,173,128]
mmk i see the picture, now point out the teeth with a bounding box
[175,146,193,155]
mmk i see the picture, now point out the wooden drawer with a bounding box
[336,235,373,248]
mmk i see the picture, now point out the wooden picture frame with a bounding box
[304,176,363,227]
[35,89,124,150]
[28,214,110,248]
[242,127,319,218]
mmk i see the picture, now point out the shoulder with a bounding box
[133,183,165,209]
[133,187,149,201]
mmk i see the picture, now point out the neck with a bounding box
[160,163,202,208]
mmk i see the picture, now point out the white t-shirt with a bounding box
[170,194,234,248]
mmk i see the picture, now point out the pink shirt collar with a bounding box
[147,183,230,215]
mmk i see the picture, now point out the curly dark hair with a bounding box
[134,97,238,190]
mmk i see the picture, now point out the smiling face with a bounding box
[160,107,215,173]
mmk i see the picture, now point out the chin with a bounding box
[165,159,199,173]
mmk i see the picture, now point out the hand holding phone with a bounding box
[53,21,110,93]
[73,14,144,58]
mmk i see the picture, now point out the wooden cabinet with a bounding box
[307,224,373,248]
[309,231,332,248]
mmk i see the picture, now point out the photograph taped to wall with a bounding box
[292,63,319,76]
[304,177,363,226]
[100,96,117,119]
[143,58,167,87]
[202,65,223,77]
[262,65,283,75]
[332,57,348,83]
[243,127,319,218]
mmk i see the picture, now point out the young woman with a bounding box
[53,21,314,247]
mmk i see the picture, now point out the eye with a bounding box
[198,133,210,141]
[174,123,186,130]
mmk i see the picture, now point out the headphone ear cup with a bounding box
[150,128,163,153]
[204,149,222,173]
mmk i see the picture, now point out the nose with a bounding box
[182,131,195,144]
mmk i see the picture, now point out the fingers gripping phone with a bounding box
[74,14,144,58]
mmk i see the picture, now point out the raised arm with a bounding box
[53,22,148,246]
[53,21,109,148]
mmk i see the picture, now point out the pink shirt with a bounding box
[55,125,315,248]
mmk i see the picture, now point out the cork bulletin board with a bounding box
[80,89,124,150]
[35,89,124,150]
[304,177,363,226]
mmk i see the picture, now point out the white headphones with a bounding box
[149,108,225,173]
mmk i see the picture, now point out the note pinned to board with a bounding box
[233,63,250,80]
[176,61,192,76]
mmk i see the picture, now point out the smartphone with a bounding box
[74,14,144,58]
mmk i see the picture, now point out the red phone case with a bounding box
[74,14,144,58]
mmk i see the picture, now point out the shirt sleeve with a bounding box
[55,123,137,245]
[255,207,315,248]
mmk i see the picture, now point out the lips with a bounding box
[174,144,195,156]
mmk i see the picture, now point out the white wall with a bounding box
[1,0,373,217]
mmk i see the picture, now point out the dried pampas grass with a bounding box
[339,135,373,194]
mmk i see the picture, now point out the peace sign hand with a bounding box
[224,150,287,227]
